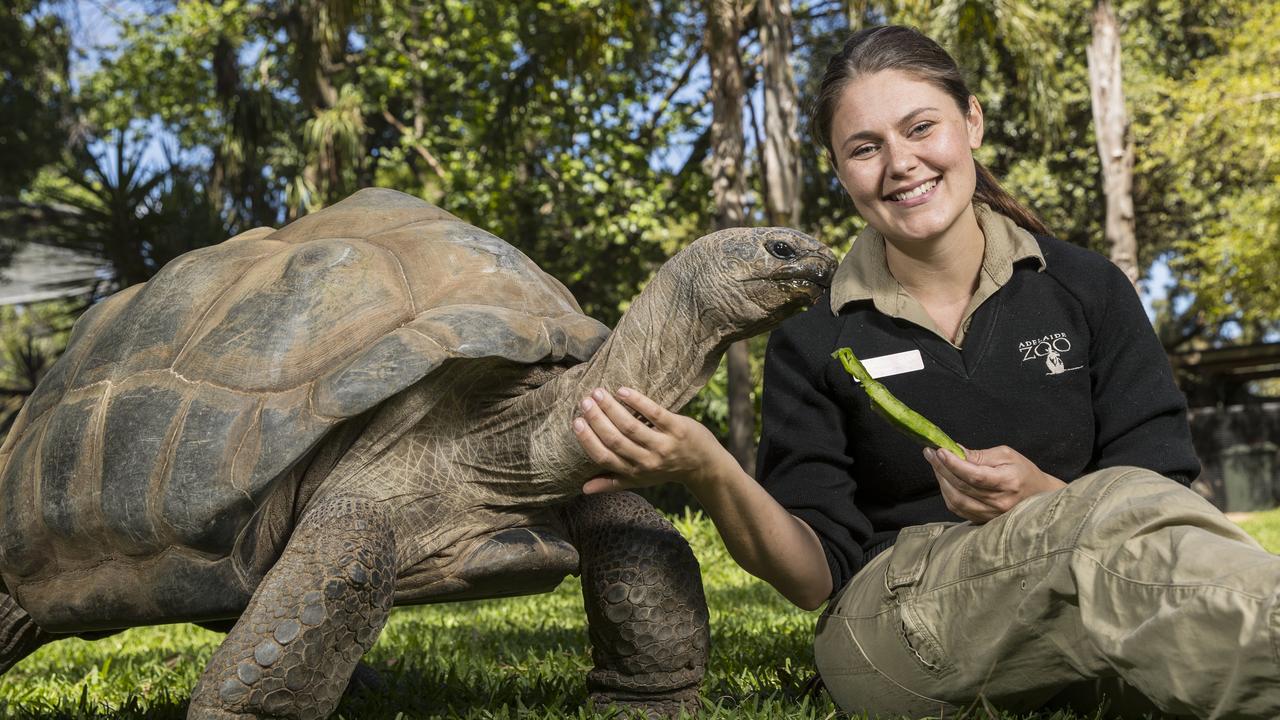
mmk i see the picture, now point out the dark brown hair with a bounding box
[811,25,1049,235]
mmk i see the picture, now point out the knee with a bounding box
[1073,466,1248,556]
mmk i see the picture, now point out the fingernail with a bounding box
[923,448,934,461]
[592,388,605,401]
[581,398,594,411]
[573,418,585,432]
[617,387,631,397]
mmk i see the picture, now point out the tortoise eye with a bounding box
[767,241,797,260]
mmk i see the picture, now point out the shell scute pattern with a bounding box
[172,238,410,393]
[163,389,261,554]
[35,395,98,542]
[0,188,609,606]
[369,219,584,321]
[99,382,185,553]
[77,240,284,391]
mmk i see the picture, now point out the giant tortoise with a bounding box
[0,188,834,718]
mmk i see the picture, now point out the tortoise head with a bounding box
[673,227,837,339]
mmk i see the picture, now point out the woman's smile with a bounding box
[884,176,941,205]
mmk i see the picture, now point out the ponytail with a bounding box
[973,161,1049,235]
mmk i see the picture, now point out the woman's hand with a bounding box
[923,445,1066,524]
[572,387,731,495]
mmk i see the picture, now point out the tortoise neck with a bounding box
[529,270,735,490]
[580,270,730,409]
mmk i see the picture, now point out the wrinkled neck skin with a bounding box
[520,265,741,494]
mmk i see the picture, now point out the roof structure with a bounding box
[1170,342,1280,406]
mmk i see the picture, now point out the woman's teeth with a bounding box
[889,178,938,201]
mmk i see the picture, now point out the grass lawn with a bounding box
[4,507,1280,719]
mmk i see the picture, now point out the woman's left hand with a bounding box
[572,386,732,495]
[923,445,1067,524]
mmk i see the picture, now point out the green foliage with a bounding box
[73,0,715,325]
[0,1,71,197]
[1134,0,1280,338]
[357,0,710,324]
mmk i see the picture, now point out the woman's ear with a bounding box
[966,95,984,149]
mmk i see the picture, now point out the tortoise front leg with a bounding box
[561,492,709,717]
[188,497,395,720]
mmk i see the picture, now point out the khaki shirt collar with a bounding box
[829,204,1046,346]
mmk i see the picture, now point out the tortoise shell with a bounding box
[0,188,608,586]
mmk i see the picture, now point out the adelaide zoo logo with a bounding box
[1018,332,1083,376]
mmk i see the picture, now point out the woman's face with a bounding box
[829,69,984,247]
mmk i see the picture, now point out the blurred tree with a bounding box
[1138,0,1280,343]
[19,132,228,288]
[0,0,72,198]
[1087,0,1138,286]
[760,0,803,228]
[703,0,755,474]
[69,0,712,324]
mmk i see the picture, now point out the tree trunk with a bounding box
[760,0,801,227]
[703,0,754,474]
[285,0,348,213]
[1087,0,1138,286]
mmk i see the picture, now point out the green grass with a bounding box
[1233,506,1280,553]
[7,508,1278,719]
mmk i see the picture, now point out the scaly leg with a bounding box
[561,492,709,717]
[187,497,395,720]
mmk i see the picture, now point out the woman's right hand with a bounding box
[924,445,1066,523]
[572,386,732,495]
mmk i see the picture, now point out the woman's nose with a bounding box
[884,140,919,176]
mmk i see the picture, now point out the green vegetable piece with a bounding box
[831,347,967,460]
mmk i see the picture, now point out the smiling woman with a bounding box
[571,23,1280,720]
[752,25,1280,720]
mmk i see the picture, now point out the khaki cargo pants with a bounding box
[815,466,1280,719]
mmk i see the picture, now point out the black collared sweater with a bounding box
[756,233,1200,596]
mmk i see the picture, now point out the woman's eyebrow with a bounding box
[839,107,941,151]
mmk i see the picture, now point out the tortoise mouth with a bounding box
[771,261,833,297]
[779,277,826,301]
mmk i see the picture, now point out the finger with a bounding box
[962,445,1021,467]
[933,466,995,523]
[583,476,628,495]
[935,448,1006,492]
[926,448,996,502]
[615,387,677,432]
[592,389,663,448]
[580,397,644,464]
[573,415,630,472]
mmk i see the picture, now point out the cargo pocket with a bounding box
[885,523,955,678]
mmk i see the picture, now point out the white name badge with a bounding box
[852,349,924,382]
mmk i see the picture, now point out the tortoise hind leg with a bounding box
[187,497,395,720]
[561,492,709,717]
[0,590,49,675]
